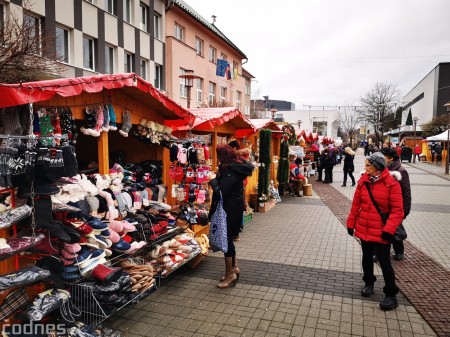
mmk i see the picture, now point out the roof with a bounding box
[0,73,191,121]
[235,118,281,138]
[165,107,254,131]
[174,0,247,59]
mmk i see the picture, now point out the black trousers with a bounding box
[392,239,404,255]
[324,166,333,183]
[343,171,355,185]
[317,166,324,180]
[361,239,398,296]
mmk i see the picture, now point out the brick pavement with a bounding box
[104,149,448,337]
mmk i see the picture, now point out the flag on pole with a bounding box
[233,67,238,80]
[216,59,227,77]
[225,62,232,80]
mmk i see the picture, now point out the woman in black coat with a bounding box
[209,144,254,288]
[342,147,356,186]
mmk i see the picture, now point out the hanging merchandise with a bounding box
[119,110,131,137]
[107,103,117,131]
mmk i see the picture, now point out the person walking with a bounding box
[341,147,356,187]
[323,146,336,183]
[381,147,411,261]
[316,147,328,182]
[209,144,254,288]
[414,144,421,162]
[346,152,404,310]
[435,143,443,164]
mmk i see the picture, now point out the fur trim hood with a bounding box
[359,169,401,181]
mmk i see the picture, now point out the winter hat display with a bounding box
[80,107,97,136]
[107,104,117,131]
[102,105,110,132]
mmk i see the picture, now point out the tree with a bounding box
[0,0,63,83]
[339,106,359,147]
[359,82,401,146]
[420,115,448,138]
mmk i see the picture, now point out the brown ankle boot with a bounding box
[217,257,237,288]
[220,256,239,281]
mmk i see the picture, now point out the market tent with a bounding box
[165,107,254,131]
[426,129,450,141]
[0,73,192,122]
[235,118,281,138]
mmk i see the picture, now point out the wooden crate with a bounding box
[258,200,275,213]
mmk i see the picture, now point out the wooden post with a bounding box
[98,131,109,174]
[162,147,175,205]
[211,132,217,171]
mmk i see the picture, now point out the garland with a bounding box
[258,129,272,198]
[277,124,294,194]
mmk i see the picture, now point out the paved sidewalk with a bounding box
[105,149,450,336]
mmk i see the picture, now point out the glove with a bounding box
[347,228,354,236]
[381,231,394,243]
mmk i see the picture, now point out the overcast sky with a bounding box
[185,0,450,109]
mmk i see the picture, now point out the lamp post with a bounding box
[270,108,278,120]
[444,103,450,174]
[179,70,200,109]
[413,117,419,163]
[297,119,302,130]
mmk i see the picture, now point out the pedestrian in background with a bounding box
[380,147,411,261]
[341,147,356,187]
[414,144,421,162]
[209,144,254,288]
[316,147,328,182]
[435,143,443,164]
[347,152,404,310]
[323,146,336,183]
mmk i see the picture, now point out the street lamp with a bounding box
[297,120,302,130]
[179,70,200,109]
[270,108,278,120]
[413,117,419,163]
[444,103,450,174]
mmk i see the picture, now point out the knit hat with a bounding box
[380,147,399,160]
[366,152,387,170]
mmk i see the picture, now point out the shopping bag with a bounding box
[209,192,228,253]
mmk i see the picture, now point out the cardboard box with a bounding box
[258,199,275,213]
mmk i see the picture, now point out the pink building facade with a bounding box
[165,0,248,110]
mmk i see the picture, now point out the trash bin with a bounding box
[400,147,412,163]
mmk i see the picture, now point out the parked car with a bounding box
[400,146,412,163]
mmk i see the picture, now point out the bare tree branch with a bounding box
[0,0,63,83]
[339,106,359,147]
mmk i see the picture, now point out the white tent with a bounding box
[426,129,450,142]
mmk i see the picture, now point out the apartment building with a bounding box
[0,0,167,88]
[165,0,248,110]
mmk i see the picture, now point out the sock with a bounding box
[108,104,117,131]
[92,106,103,137]
[119,111,131,137]
[102,105,110,132]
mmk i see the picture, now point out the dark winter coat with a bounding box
[387,159,411,218]
[347,169,404,244]
[343,154,355,172]
[209,161,254,236]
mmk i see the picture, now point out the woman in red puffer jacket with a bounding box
[347,152,403,311]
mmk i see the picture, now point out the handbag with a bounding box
[364,182,390,225]
[209,192,228,253]
[394,223,408,241]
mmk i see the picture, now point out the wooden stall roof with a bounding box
[235,118,281,138]
[165,107,255,131]
[0,73,192,122]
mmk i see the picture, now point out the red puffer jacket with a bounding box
[347,168,404,244]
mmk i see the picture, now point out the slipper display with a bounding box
[0,288,30,320]
[0,204,32,229]
[27,288,70,321]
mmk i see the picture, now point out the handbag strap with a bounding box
[364,182,383,217]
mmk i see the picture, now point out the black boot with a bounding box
[34,197,71,242]
[361,284,374,297]
[379,296,398,310]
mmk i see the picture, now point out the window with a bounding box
[244,105,250,115]
[105,0,116,15]
[153,13,161,39]
[124,52,134,72]
[245,81,250,95]
[154,63,163,89]
[313,121,327,136]
[83,36,95,70]
[55,26,69,63]
[124,0,132,23]
[140,58,147,80]
[196,78,203,103]
[230,90,234,105]
[221,53,227,61]
[208,46,216,63]
[236,91,242,109]
[195,37,203,56]
[220,87,227,104]
[23,14,41,54]
[105,45,114,74]
[175,23,184,41]
[208,82,216,105]
[179,68,187,98]
[140,3,148,31]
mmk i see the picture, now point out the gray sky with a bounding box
[185,0,450,108]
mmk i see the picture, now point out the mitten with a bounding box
[381,231,394,243]
[102,105,110,132]
[119,111,131,137]
[347,228,354,236]
[92,106,103,137]
[108,104,117,131]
